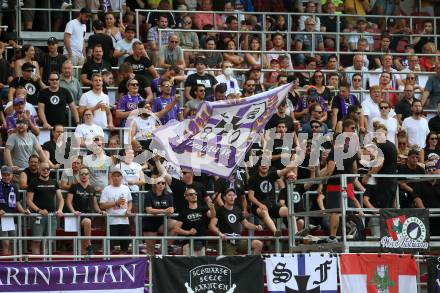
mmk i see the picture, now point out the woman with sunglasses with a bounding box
[372,101,398,145]
[143,175,175,255]
[421,132,440,163]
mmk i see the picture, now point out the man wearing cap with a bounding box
[39,37,67,84]
[348,18,374,52]
[209,188,264,255]
[0,165,29,254]
[38,72,79,128]
[184,56,217,101]
[114,24,140,66]
[64,7,90,66]
[26,161,64,255]
[6,96,40,136]
[80,44,112,87]
[87,20,114,63]
[99,167,132,253]
[4,117,51,172]
[8,62,44,105]
[397,149,425,208]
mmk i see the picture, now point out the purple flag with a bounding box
[152,83,292,178]
[0,258,148,292]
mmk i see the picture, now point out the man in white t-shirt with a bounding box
[215,61,240,96]
[79,73,114,129]
[362,86,396,132]
[402,100,430,148]
[114,24,140,65]
[63,7,90,66]
[99,167,132,253]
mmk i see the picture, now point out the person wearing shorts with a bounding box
[26,162,64,255]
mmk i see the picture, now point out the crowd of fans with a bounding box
[0,0,439,256]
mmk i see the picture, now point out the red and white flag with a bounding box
[339,253,418,293]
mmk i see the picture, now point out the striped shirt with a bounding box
[39,53,67,83]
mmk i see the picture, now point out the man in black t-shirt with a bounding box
[124,41,158,81]
[265,100,295,133]
[413,160,440,235]
[173,188,215,256]
[157,158,212,213]
[331,81,360,130]
[26,162,64,255]
[87,20,114,63]
[397,149,425,208]
[8,62,44,105]
[324,119,363,243]
[248,157,297,236]
[184,56,218,101]
[39,37,67,84]
[80,44,112,87]
[209,189,263,255]
[66,166,103,255]
[38,72,79,127]
[18,155,40,190]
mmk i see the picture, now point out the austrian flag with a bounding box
[339,254,418,293]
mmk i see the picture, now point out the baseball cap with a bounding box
[194,56,207,65]
[21,62,36,71]
[1,166,13,174]
[47,37,58,44]
[110,167,123,175]
[13,96,25,105]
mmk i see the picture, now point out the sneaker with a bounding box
[61,1,72,9]
[86,245,93,256]
[309,224,321,231]
[326,236,338,244]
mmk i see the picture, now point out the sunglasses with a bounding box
[311,125,321,129]
[41,167,50,172]
[186,192,197,196]
[129,83,139,86]
[80,172,89,176]
[380,106,389,109]
[49,78,59,81]
[312,110,322,114]
[156,182,166,185]
[353,79,361,82]
[170,41,179,44]
[430,137,438,140]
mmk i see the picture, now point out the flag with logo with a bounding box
[152,255,263,293]
[339,253,418,293]
[265,253,337,293]
[379,208,429,252]
[427,256,440,293]
[151,83,292,178]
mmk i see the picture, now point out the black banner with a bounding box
[379,208,430,252]
[427,256,440,293]
[152,255,264,293]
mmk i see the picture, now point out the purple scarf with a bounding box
[340,95,356,118]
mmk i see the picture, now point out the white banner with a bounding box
[265,253,338,293]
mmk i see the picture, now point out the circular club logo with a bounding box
[259,180,272,193]
[227,213,237,224]
[25,83,36,95]
[50,95,60,105]
[402,217,427,242]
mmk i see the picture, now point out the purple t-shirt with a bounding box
[117,94,144,125]
[152,96,179,125]
[151,77,177,97]
[6,112,37,133]
[295,94,328,124]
